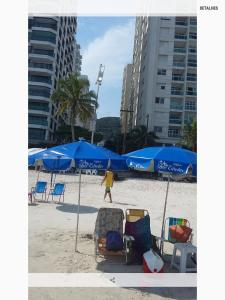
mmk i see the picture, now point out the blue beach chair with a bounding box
[31,181,47,201]
[47,183,65,202]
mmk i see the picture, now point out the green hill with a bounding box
[96,117,121,140]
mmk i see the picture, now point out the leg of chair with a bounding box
[180,248,187,273]
[170,245,177,270]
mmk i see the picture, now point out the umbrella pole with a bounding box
[50,172,53,187]
[160,174,170,253]
[75,169,81,252]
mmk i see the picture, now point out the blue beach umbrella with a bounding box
[30,140,127,251]
[123,146,197,250]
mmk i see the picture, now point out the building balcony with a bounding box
[29,62,53,70]
[189,33,197,40]
[172,75,184,81]
[168,131,181,138]
[188,48,197,54]
[170,104,183,110]
[175,21,188,26]
[185,106,196,111]
[29,48,55,57]
[32,22,57,31]
[29,89,51,98]
[190,19,197,26]
[28,75,52,85]
[174,34,187,40]
[169,118,182,125]
[186,76,197,82]
[30,35,56,47]
[173,62,185,68]
[186,91,197,96]
[29,119,48,126]
[171,90,184,96]
[174,47,186,54]
[28,104,49,112]
[187,61,197,68]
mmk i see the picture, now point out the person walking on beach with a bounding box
[101,168,114,203]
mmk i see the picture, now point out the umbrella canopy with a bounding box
[123,146,196,176]
[42,140,128,171]
[123,146,197,253]
[28,148,72,169]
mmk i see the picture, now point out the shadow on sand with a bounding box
[95,255,196,299]
[56,202,98,214]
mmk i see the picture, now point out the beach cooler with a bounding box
[143,249,164,273]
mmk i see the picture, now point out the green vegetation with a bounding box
[54,124,103,144]
[51,74,97,141]
[104,125,158,154]
[96,117,120,140]
[180,119,197,152]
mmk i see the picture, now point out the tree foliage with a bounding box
[104,125,159,154]
[181,119,197,151]
[51,74,97,141]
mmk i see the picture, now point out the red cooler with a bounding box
[143,249,164,273]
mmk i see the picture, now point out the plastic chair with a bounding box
[94,207,134,264]
[157,217,192,255]
[170,242,197,273]
[47,183,65,202]
[31,181,47,201]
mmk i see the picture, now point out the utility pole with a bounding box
[91,64,105,144]
[120,108,134,154]
[145,113,150,145]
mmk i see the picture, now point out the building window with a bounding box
[161,17,171,21]
[185,100,196,110]
[157,69,167,75]
[161,85,166,90]
[155,97,165,104]
[29,128,46,140]
[154,126,163,133]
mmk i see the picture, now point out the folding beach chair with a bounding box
[124,209,152,263]
[157,217,193,256]
[31,181,47,201]
[47,183,65,202]
[94,207,135,264]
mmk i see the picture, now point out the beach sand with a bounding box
[29,170,197,299]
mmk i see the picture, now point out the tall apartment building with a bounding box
[28,16,77,146]
[120,64,133,133]
[130,16,197,145]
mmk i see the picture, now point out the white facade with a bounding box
[28,16,77,145]
[120,64,133,133]
[131,16,197,145]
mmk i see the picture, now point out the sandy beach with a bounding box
[29,170,197,299]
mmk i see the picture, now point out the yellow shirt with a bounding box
[105,171,113,187]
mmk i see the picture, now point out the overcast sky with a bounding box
[76,17,135,119]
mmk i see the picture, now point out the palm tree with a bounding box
[51,74,97,141]
[181,119,197,151]
[126,125,158,151]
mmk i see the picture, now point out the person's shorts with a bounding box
[105,186,111,193]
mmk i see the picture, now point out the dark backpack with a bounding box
[106,231,123,251]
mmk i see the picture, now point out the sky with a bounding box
[76,17,135,119]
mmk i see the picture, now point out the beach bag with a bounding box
[143,249,164,273]
[106,231,123,251]
[169,225,192,243]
